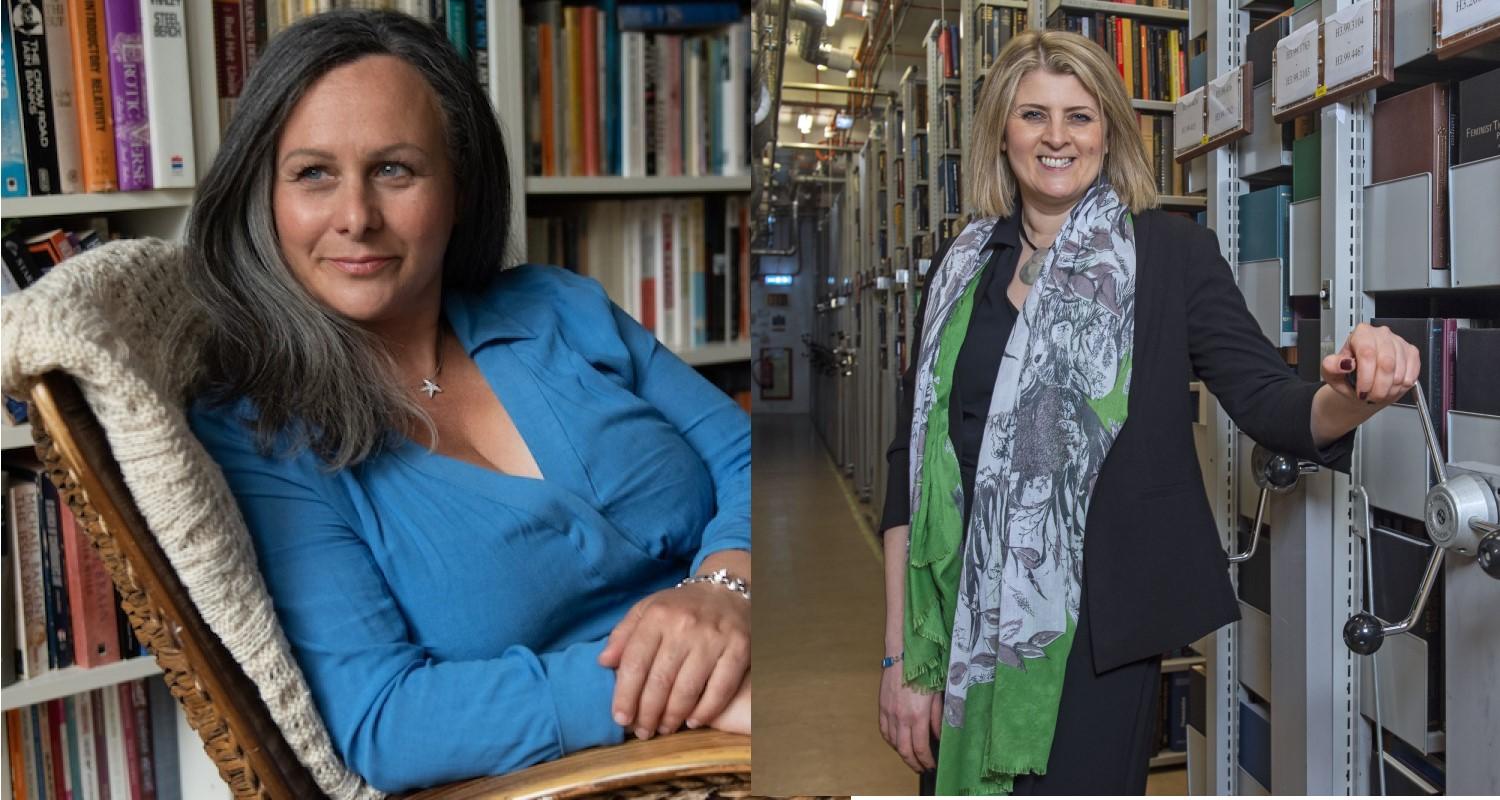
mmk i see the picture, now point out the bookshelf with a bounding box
[1,423,32,451]
[0,657,163,713]
[900,67,929,268]
[1047,0,1190,24]
[525,175,752,195]
[1187,1,1500,795]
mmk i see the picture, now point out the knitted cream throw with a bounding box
[1,238,381,800]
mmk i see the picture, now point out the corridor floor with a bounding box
[752,414,916,796]
[750,414,1190,796]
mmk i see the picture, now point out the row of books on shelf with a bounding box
[5,679,181,800]
[524,195,750,353]
[214,0,494,134]
[1,218,113,296]
[521,1,748,179]
[1137,112,1186,196]
[936,155,960,217]
[1047,11,1186,103]
[973,4,1028,73]
[5,467,148,686]
[935,88,960,150]
[2,0,194,197]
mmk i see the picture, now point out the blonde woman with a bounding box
[877,30,1417,794]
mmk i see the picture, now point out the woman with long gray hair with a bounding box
[183,10,750,793]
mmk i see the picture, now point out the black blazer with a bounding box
[881,210,1354,672]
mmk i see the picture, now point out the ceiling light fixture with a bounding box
[823,0,844,26]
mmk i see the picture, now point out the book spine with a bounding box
[130,681,156,800]
[616,2,740,31]
[240,0,260,78]
[470,0,486,90]
[20,706,41,800]
[665,34,680,176]
[102,686,129,799]
[10,0,62,194]
[42,0,83,193]
[36,704,58,800]
[103,0,150,190]
[48,698,73,800]
[722,20,745,176]
[10,480,48,678]
[67,0,117,192]
[563,5,581,175]
[146,679,179,800]
[601,0,617,175]
[62,499,122,669]
[138,0,193,187]
[212,0,242,137]
[445,0,466,59]
[618,30,635,176]
[6,710,30,800]
[1,17,29,196]
[580,4,597,176]
[75,692,99,800]
[92,689,113,800]
[644,33,657,175]
[118,683,143,800]
[536,19,554,175]
[38,474,74,669]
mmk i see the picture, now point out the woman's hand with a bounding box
[1312,323,1421,446]
[879,665,942,773]
[598,571,750,740]
[706,672,750,735]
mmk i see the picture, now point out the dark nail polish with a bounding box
[1359,391,1369,400]
[1340,358,1353,371]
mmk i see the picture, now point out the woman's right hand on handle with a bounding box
[879,665,942,773]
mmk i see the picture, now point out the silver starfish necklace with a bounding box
[419,327,445,399]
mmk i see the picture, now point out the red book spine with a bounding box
[580,6,599,176]
[118,683,143,800]
[130,682,156,800]
[48,699,70,800]
[62,502,122,668]
[537,23,556,176]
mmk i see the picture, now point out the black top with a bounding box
[879,210,1355,672]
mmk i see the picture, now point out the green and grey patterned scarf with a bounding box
[904,181,1136,794]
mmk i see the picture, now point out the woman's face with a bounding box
[1003,69,1107,213]
[272,55,456,330]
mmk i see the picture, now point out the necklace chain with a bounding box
[419,327,445,399]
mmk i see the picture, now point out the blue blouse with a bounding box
[189,265,751,793]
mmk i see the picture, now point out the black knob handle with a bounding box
[1264,453,1301,490]
[1479,535,1500,580]
[1344,613,1385,655]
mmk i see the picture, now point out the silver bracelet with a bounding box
[677,567,751,601]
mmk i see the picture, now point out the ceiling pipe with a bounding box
[788,0,858,73]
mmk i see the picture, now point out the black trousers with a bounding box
[919,588,1164,795]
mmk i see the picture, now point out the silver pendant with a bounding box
[420,378,443,399]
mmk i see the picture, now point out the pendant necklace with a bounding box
[1018,220,1047,286]
[419,328,445,399]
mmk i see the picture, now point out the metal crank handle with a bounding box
[1226,445,1314,563]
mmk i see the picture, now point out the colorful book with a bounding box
[67,0,119,192]
[9,474,48,678]
[103,0,151,190]
[139,0,194,187]
[37,474,75,669]
[616,2,741,31]
[1,13,28,197]
[62,498,123,669]
[9,0,62,194]
[213,0,243,136]
[42,0,84,193]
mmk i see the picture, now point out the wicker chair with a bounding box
[5,239,750,799]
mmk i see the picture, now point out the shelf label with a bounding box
[1206,69,1244,139]
[1174,86,1207,154]
[1324,0,1377,90]
[1440,0,1500,39]
[1274,23,1320,111]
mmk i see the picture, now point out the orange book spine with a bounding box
[538,23,556,176]
[61,504,121,669]
[580,6,599,176]
[5,711,27,800]
[67,0,118,192]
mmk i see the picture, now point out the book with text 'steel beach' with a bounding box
[138,0,194,187]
